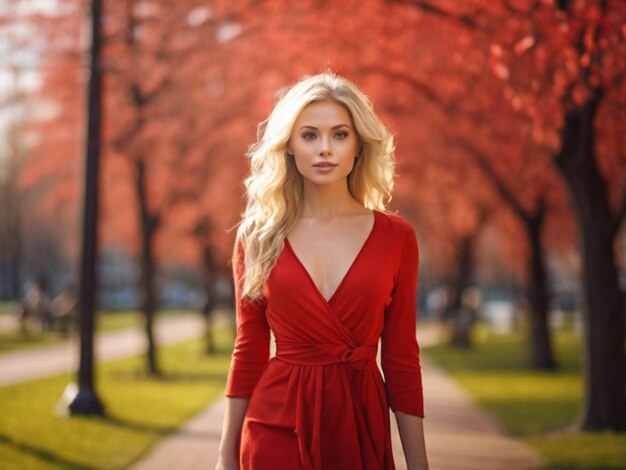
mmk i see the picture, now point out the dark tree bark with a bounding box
[526,202,556,370]
[0,113,24,300]
[555,90,626,431]
[193,216,219,354]
[134,158,160,376]
[1,177,22,300]
[201,244,219,354]
[10,199,21,299]
[10,121,23,300]
[449,234,475,348]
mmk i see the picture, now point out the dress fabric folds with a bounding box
[225,210,425,470]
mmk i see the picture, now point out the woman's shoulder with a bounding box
[376,209,416,237]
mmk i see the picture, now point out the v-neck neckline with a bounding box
[284,210,378,305]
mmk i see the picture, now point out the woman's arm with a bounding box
[216,241,271,469]
[380,225,428,468]
[216,397,249,469]
[395,411,429,470]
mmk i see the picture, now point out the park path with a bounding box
[0,315,205,386]
[132,323,544,470]
[0,316,15,332]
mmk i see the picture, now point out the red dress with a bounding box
[225,210,425,470]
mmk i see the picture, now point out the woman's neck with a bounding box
[299,179,364,218]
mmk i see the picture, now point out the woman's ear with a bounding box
[286,142,294,157]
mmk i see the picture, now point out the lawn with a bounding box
[0,327,234,470]
[422,323,626,469]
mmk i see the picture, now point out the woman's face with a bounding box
[287,100,360,187]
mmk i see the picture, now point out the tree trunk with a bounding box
[10,200,21,299]
[450,235,474,348]
[3,115,24,300]
[135,159,160,376]
[455,138,557,370]
[555,91,626,431]
[1,185,22,299]
[201,243,218,354]
[526,214,556,370]
[10,184,22,299]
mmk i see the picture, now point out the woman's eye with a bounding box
[302,132,316,140]
[335,131,349,139]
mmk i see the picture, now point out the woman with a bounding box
[217,72,428,470]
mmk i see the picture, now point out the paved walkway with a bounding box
[132,323,544,470]
[0,315,206,385]
[0,304,20,332]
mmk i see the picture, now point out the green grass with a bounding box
[422,323,626,469]
[0,300,21,310]
[0,327,235,470]
[0,310,200,354]
[0,332,63,353]
[96,310,198,332]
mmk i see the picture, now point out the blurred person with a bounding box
[216,72,428,470]
[20,276,51,333]
[50,283,78,334]
[450,287,482,348]
[426,285,450,319]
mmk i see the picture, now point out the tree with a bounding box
[482,0,626,432]
[391,0,626,431]
[359,29,561,367]
[0,94,25,300]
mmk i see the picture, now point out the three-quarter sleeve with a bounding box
[381,227,425,418]
[224,241,271,398]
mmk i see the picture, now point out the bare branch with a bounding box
[449,136,532,225]
[502,0,540,15]
[388,0,483,30]
[357,66,515,143]
[556,0,570,12]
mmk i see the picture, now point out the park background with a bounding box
[0,0,625,469]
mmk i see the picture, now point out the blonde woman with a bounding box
[216,72,428,470]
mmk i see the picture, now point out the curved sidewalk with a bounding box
[0,315,205,386]
[132,323,544,470]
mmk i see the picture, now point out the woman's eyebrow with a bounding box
[300,124,352,130]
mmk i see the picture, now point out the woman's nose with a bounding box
[319,136,332,155]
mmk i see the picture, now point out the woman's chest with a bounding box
[285,213,377,303]
[263,239,398,339]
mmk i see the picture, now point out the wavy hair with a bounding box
[236,71,396,300]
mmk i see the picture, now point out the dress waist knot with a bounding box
[275,339,377,370]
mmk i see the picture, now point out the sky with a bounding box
[0,0,58,162]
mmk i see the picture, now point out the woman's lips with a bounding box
[313,162,338,173]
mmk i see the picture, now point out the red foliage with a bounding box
[11,0,626,284]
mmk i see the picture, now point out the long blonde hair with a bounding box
[237,71,396,300]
